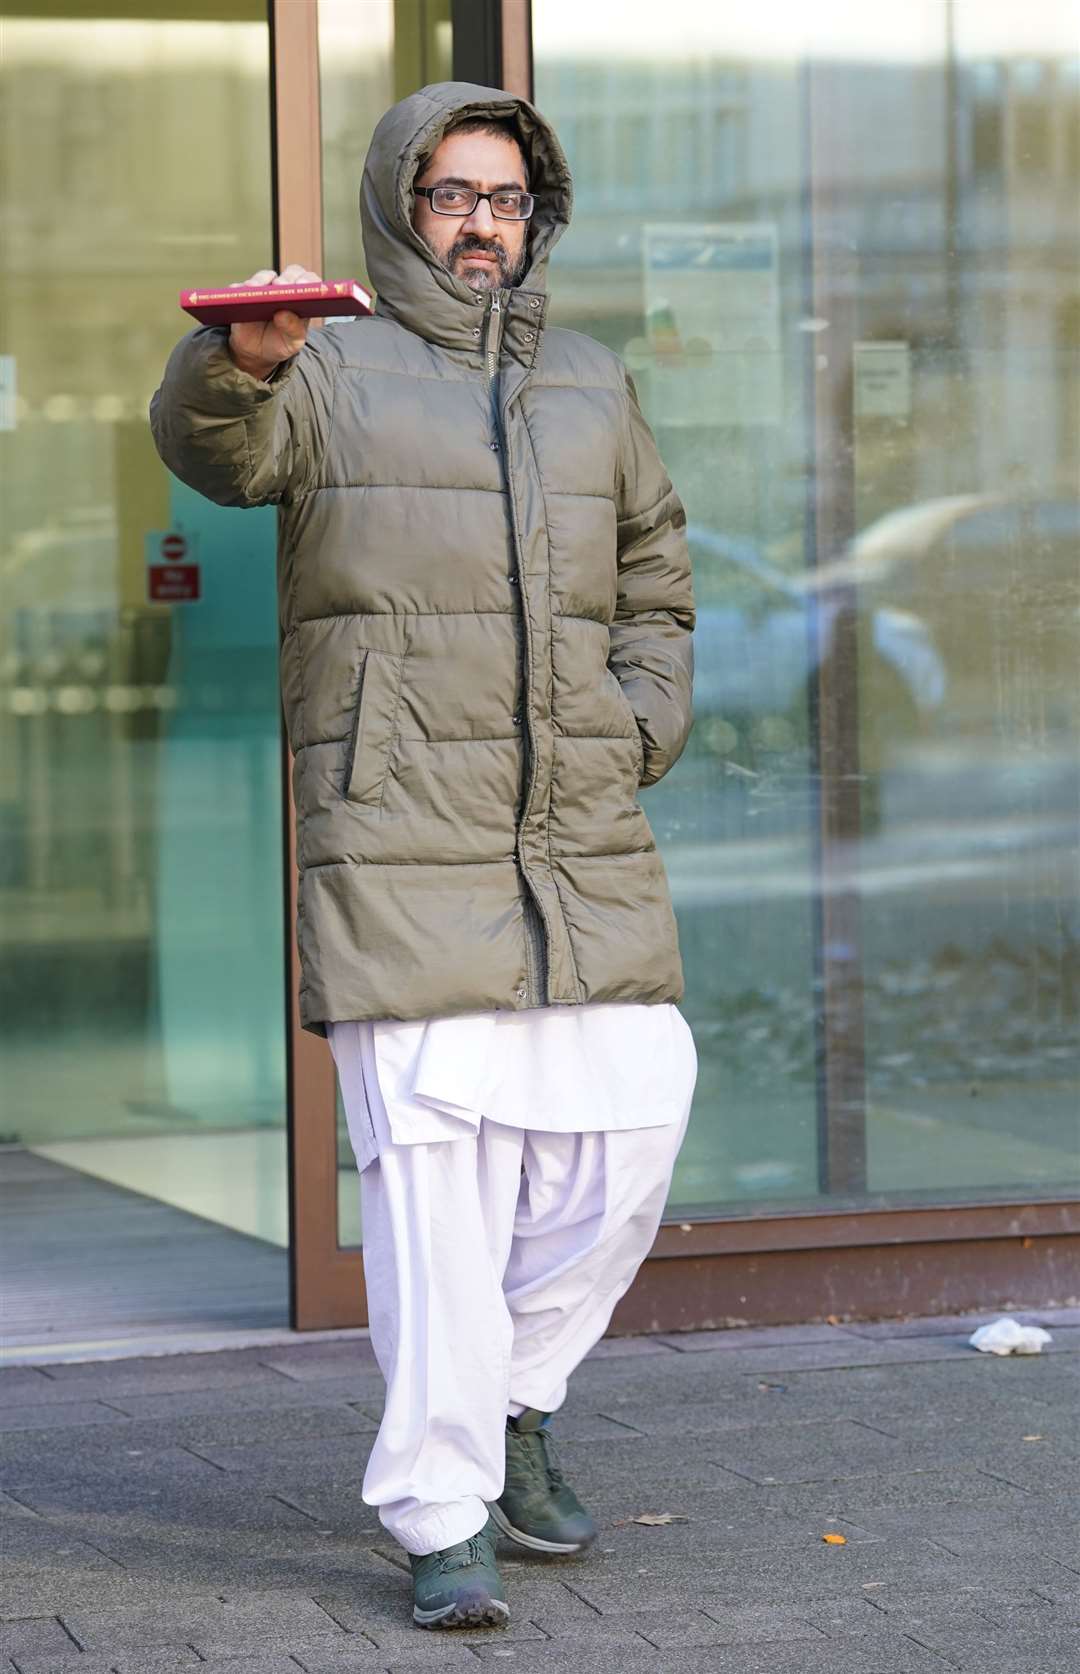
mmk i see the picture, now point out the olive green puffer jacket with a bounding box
[149,81,695,1036]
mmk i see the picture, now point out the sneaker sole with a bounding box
[488,1500,596,1555]
[413,1597,510,1630]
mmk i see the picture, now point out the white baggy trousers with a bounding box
[329,1020,694,1557]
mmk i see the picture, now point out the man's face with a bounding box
[412,129,530,293]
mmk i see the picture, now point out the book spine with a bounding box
[181,289,337,304]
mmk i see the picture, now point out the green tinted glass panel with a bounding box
[0,5,289,1333]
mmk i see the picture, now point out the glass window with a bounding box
[320,0,452,290]
[0,3,289,1329]
[534,0,1080,1217]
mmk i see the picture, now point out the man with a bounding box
[150,82,696,1632]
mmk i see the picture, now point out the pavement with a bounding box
[2,1309,1079,1673]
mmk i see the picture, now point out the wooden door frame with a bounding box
[269,0,363,1328]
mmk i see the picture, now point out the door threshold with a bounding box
[2,1322,374,1369]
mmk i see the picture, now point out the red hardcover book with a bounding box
[179,279,373,325]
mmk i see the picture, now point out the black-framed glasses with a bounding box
[414,186,535,221]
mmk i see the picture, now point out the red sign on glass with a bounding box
[148,563,200,602]
[160,532,187,561]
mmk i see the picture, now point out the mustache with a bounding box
[449,236,512,272]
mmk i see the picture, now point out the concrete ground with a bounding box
[1,1310,1078,1673]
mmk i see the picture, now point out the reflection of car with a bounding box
[687,524,946,775]
[803,494,1080,736]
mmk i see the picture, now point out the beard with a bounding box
[425,231,528,293]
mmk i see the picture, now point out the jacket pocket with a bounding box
[610,672,645,781]
[631,720,646,782]
[342,649,404,808]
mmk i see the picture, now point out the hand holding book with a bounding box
[223,266,323,379]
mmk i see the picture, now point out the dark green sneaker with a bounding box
[489,1408,598,1555]
[409,1514,510,1629]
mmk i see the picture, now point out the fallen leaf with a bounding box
[632,1512,690,1526]
[822,1532,847,1544]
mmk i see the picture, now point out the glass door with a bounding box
[533,1,1080,1224]
[0,0,288,1351]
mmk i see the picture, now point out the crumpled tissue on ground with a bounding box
[968,1316,1053,1355]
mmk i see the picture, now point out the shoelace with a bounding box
[540,1428,567,1491]
[509,1422,566,1493]
[436,1529,490,1573]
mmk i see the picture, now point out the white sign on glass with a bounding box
[638,223,782,427]
[854,340,912,419]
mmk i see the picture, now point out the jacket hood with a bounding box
[359,81,573,350]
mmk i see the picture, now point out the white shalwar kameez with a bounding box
[327,1000,697,1557]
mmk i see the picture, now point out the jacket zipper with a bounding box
[486,290,505,449]
[522,894,547,1005]
[487,288,546,1008]
[486,289,503,387]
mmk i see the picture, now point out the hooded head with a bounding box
[359,82,573,351]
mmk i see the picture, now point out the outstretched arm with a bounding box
[148,319,335,508]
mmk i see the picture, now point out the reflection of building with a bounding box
[0,1,1077,1356]
[541,45,1080,498]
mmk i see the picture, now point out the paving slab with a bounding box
[656,1334,966,1368]
[466,1637,953,1671]
[3,1309,1079,1671]
[257,1343,381,1382]
[3,1479,319,1532]
[611,1375,1061,1432]
[602,1602,829,1647]
[183,1661,312,1674]
[753,1465,1036,1518]
[98,1385,371,1422]
[94,1404,380,1452]
[976,1590,1080,1629]
[1,1574,226,1620]
[184,1431,381,1481]
[0,1617,79,1663]
[303,1633,488,1667]
[212,1374,391,1411]
[568,1537,1077,1612]
[0,1402,133,1435]
[830,1495,1080,1551]
[72,1532,395,1597]
[577,1333,679,1360]
[32,1348,288,1386]
[1,1442,225,1494]
[657,1323,869,1350]
[315,1575,596,1642]
[567,1506,880,1556]
[59,1594,346,1651]
[844,1309,1080,1339]
[7,1653,201,1674]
